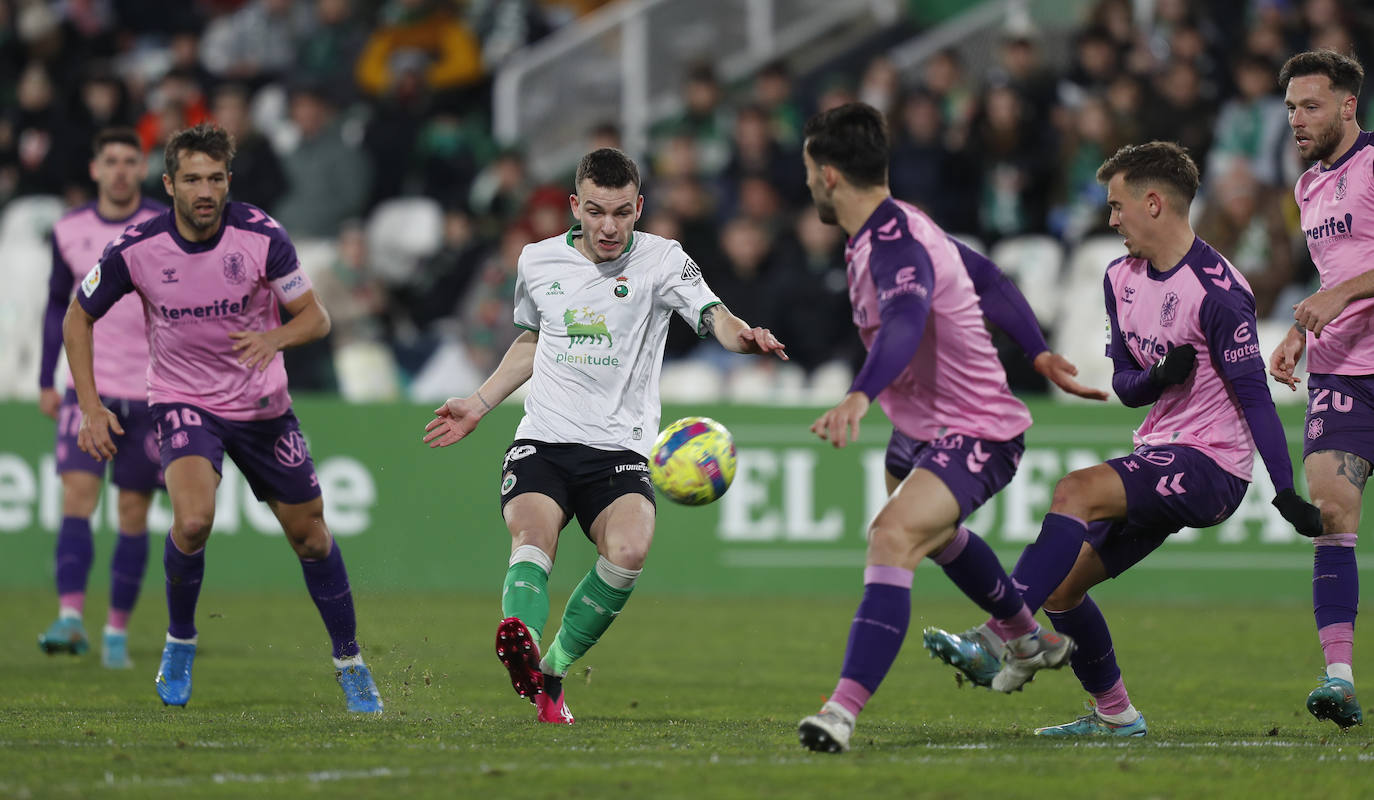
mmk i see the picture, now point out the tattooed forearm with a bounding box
[702,304,729,335]
[1337,452,1372,490]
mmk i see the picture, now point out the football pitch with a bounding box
[2,586,1369,799]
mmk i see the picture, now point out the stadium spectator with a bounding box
[751,60,803,146]
[65,123,384,713]
[1142,60,1216,173]
[1052,95,1120,242]
[2,62,71,197]
[272,82,371,238]
[294,0,368,101]
[468,146,530,235]
[199,0,312,87]
[423,147,786,726]
[311,220,388,348]
[134,68,209,155]
[355,0,485,103]
[1207,52,1291,189]
[989,32,1057,131]
[1059,26,1119,108]
[969,83,1054,241]
[764,207,858,372]
[651,61,732,177]
[1195,160,1294,318]
[919,48,975,142]
[210,83,287,212]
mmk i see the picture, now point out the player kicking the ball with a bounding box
[926,141,1321,737]
[794,103,1112,754]
[66,124,382,712]
[423,148,786,724]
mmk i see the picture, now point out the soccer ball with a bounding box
[649,417,737,506]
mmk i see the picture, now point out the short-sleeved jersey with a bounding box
[76,202,314,421]
[512,228,721,457]
[50,198,165,399]
[1104,237,1265,480]
[1295,131,1374,375]
[846,198,1032,442]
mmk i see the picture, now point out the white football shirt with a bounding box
[511,227,722,457]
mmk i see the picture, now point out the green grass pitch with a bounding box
[2,587,1369,799]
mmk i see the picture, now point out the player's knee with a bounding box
[1049,472,1091,515]
[604,538,650,570]
[1043,583,1085,614]
[174,513,214,546]
[284,514,331,558]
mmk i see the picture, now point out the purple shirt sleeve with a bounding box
[40,236,75,389]
[848,238,935,400]
[75,247,136,320]
[950,236,1049,361]
[1104,272,1162,408]
[265,230,300,280]
[1199,292,1294,492]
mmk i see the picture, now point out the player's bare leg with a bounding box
[535,494,653,724]
[39,471,102,655]
[102,488,153,668]
[156,456,218,706]
[1302,450,1366,728]
[1035,543,1146,736]
[274,495,381,713]
[497,493,565,704]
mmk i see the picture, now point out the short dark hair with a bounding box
[574,147,640,193]
[1096,141,1200,205]
[164,123,235,180]
[1279,49,1365,97]
[802,102,889,188]
[92,127,140,158]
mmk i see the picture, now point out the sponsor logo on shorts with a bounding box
[614,462,649,474]
[274,431,309,467]
[1141,449,1176,466]
[1308,417,1324,440]
[171,431,189,449]
[501,472,517,495]
[503,444,536,470]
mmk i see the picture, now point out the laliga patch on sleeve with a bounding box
[81,264,101,297]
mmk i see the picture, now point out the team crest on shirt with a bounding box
[1159,292,1180,327]
[614,276,630,298]
[222,252,247,284]
[1335,172,1348,201]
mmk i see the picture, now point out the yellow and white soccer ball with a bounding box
[649,417,737,506]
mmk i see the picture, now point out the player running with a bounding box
[65,123,382,713]
[1270,49,1374,729]
[37,128,165,668]
[792,103,1111,754]
[423,147,787,724]
[928,141,1322,737]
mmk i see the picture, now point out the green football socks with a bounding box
[542,557,640,676]
[502,546,552,641]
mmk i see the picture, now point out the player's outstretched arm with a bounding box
[62,297,123,461]
[1267,323,1305,390]
[702,304,788,360]
[230,289,331,371]
[1032,352,1109,401]
[424,330,538,448]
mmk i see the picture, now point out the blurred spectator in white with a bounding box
[211,83,288,212]
[200,0,313,86]
[355,0,485,104]
[272,83,371,237]
[1195,160,1295,318]
[857,55,901,118]
[1206,51,1289,190]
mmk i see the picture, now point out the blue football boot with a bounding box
[156,641,196,706]
[336,663,384,713]
[922,624,1002,688]
[102,627,133,669]
[39,616,89,656]
[1035,709,1147,738]
[1307,676,1363,729]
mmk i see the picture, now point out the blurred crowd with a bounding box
[2,0,1370,398]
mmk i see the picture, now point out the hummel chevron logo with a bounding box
[966,441,991,474]
[245,208,281,228]
[877,219,902,241]
[1155,472,1187,496]
[1201,262,1232,291]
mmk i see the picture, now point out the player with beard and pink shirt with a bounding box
[63,124,381,713]
[37,128,165,669]
[1270,50,1374,729]
[929,142,1322,738]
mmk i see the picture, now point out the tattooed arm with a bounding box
[702,303,788,360]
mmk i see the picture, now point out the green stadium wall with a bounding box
[0,399,1355,598]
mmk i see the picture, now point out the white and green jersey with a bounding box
[511,226,722,457]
